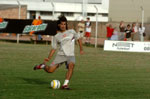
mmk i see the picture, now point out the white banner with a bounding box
[104,40,150,52]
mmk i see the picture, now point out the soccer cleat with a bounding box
[33,64,45,70]
[61,85,70,90]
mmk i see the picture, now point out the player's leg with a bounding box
[34,55,66,71]
[62,62,75,90]
[80,33,84,44]
[62,57,75,89]
[66,62,75,80]
[44,64,59,73]
[33,63,58,73]
[85,32,88,44]
[88,32,91,44]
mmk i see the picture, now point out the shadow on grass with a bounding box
[21,77,49,85]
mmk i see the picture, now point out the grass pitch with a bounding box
[1,41,150,99]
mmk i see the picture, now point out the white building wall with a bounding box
[27,11,30,19]
[0,0,109,22]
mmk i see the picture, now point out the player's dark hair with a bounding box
[57,15,68,31]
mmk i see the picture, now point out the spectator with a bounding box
[111,27,118,41]
[0,17,3,34]
[0,17,3,23]
[77,19,85,40]
[30,16,42,34]
[119,21,125,40]
[85,17,91,44]
[131,22,138,41]
[138,23,145,41]
[106,24,114,40]
[124,24,132,41]
[37,16,43,40]
[30,16,43,41]
[119,21,125,32]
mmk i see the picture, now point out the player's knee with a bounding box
[45,65,57,73]
[68,63,74,70]
[47,69,54,73]
[45,68,55,73]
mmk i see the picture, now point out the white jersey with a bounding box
[85,22,91,32]
[139,27,145,35]
[133,26,138,33]
[52,29,80,56]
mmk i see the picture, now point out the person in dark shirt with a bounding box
[124,24,132,41]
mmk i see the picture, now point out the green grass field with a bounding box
[1,41,150,99]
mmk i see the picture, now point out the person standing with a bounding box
[124,24,132,41]
[119,21,125,40]
[33,15,84,90]
[110,27,118,41]
[30,16,43,36]
[106,24,114,40]
[29,16,43,42]
[0,17,3,23]
[0,17,3,34]
[77,19,85,40]
[131,23,138,41]
[138,23,145,41]
[85,17,91,44]
[37,16,43,40]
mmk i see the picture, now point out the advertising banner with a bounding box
[104,40,150,52]
[0,19,57,35]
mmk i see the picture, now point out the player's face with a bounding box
[59,21,67,31]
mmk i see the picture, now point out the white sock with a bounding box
[63,80,69,86]
[40,64,45,69]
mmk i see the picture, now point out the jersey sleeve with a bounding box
[52,36,57,49]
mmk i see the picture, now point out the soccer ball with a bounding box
[51,80,61,89]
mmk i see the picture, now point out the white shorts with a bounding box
[78,32,84,38]
[50,55,75,69]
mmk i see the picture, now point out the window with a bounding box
[61,12,74,17]
[40,11,52,16]
[30,11,36,19]
[87,13,95,16]
[101,13,108,17]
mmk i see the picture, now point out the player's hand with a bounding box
[80,50,84,55]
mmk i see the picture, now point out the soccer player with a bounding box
[34,15,84,90]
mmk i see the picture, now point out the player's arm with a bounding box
[44,36,57,63]
[44,49,56,63]
[77,38,84,55]
[73,29,84,54]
